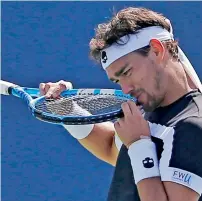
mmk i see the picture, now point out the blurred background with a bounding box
[1,2,202,201]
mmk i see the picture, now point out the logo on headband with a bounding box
[101,51,108,63]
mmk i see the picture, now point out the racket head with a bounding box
[31,89,137,125]
[2,83,139,125]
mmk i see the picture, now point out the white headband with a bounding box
[101,26,173,69]
[101,23,202,92]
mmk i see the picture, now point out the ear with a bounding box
[149,39,165,63]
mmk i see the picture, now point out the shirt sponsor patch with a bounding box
[172,170,192,186]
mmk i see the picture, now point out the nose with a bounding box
[120,82,133,94]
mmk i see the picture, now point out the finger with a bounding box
[116,117,124,128]
[127,100,142,116]
[121,102,132,118]
[44,83,52,93]
[58,80,73,90]
[44,84,52,98]
[51,81,72,98]
[114,121,120,131]
[51,86,64,98]
[39,83,46,95]
[45,86,60,98]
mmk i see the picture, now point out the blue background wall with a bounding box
[2,2,202,201]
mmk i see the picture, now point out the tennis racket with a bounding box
[0,80,140,125]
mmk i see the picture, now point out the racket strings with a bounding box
[35,94,127,116]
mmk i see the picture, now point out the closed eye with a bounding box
[109,67,132,84]
[122,68,131,76]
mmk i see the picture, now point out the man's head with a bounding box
[89,7,183,112]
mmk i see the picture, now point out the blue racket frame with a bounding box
[8,87,137,125]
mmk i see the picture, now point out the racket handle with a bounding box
[0,80,18,95]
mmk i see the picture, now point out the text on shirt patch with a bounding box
[172,170,192,186]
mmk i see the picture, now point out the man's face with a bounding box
[106,51,167,112]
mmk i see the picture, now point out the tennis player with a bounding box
[40,7,202,201]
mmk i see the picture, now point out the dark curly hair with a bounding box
[89,7,179,63]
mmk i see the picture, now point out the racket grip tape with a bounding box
[0,80,18,95]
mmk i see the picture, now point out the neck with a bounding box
[160,62,193,107]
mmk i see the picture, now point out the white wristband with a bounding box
[128,139,160,184]
[62,100,95,139]
[63,124,94,139]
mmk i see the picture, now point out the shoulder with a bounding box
[175,116,202,134]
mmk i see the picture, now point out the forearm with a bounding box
[78,122,119,166]
[137,177,168,201]
[63,121,119,166]
[128,139,168,201]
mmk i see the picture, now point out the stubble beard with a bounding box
[142,71,165,112]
